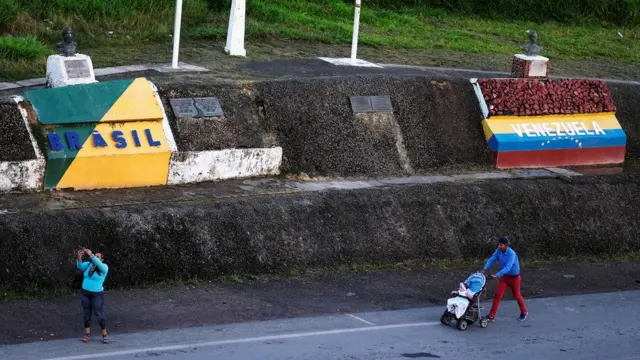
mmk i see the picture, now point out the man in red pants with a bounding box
[482,236,528,322]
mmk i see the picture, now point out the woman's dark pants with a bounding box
[81,290,106,330]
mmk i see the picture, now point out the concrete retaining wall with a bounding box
[158,82,271,150]
[0,173,639,291]
[159,76,490,179]
[256,76,489,176]
[608,82,640,168]
[0,101,37,160]
[159,75,640,177]
[0,98,44,192]
[1,74,640,193]
[0,80,281,193]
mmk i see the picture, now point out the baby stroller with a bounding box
[440,272,489,331]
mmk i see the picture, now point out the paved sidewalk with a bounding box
[0,259,638,345]
[2,290,640,359]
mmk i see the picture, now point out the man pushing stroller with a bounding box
[482,235,528,322]
[441,235,528,330]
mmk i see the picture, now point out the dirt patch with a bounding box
[178,39,640,82]
[0,260,638,345]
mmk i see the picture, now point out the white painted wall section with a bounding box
[149,81,178,152]
[225,0,247,57]
[168,148,283,185]
[0,160,45,192]
[470,78,489,119]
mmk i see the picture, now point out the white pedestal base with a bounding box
[511,54,550,78]
[318,57,382,68]
[46,54,97,88]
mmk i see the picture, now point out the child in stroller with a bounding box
[440,271,489,331]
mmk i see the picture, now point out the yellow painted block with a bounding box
[482,119,492,141]
[56,121,170,190]
[56,152,171,190]
[485,112,622,137]
[100,78,164,123]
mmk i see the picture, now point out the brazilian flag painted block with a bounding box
[24,78,164,124]
[24,78,171,190]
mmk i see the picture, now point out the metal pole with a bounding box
[171,0,183,68]
[225,0,247,56]
[351,0,361,63]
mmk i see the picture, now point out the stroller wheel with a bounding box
[480,318,489,328]
[440,312,453,326]
[456,320,468,331]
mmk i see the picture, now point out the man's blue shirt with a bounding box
[484,247,520,278]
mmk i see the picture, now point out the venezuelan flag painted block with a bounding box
[24,78,171,190]
[482,113,626,168]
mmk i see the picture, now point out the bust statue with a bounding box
[56,26,77,57]
[520,30,543,57]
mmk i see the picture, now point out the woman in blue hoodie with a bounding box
[76,248,110,344]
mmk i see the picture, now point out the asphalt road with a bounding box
[2,290,639,360]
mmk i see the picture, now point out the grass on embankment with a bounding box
[1,0,640,81]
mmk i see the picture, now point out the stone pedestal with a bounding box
[45,54,97,88]
[511,54,549,78]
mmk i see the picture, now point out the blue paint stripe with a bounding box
[488,129,627,152]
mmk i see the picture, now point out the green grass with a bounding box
[0,35,50,60]
[1,0,640,81]
[366,0,640,26]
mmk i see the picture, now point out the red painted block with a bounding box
[493,146,626,169]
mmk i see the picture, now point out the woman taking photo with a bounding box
[76,248,110,344]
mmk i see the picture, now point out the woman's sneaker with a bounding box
[518,312,528,321]
[81,333,91,343]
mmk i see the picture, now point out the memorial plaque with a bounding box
[370,96,393,112]
[169,98,199,118]
[350,96,393,113]
[194,97,224,117]
[528,59,548,77]
[350,96,373,113]
[64,59,91,79]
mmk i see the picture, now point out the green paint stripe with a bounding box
[24,78,135,125]
[44,158,75,189]
[43,125,96,189]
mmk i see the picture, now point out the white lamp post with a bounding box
[225,0,247,56]
[171,0,183,68]
[319,0,380,67]
[351,0,362,63]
